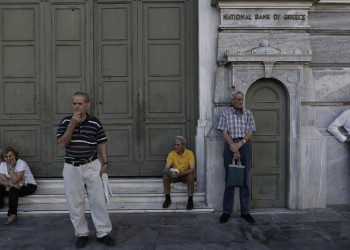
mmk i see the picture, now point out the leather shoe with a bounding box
[4,215,17,225]
[75,236,88,249]
[186,200,194,210]
[219,213,230,223]
[97,235,115,246]
[162,199,171,208]
[241,213,255,224]
[0,198,4,209]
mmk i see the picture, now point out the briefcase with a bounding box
[226,159,245,187]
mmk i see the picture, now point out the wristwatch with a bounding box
[103,162,109,165]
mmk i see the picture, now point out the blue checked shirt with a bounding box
[216,107,256,139]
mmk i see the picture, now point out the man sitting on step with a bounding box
[162,136,196,210]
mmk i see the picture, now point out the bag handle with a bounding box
[232,158,241,166]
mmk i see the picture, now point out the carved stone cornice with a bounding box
[224,39,312,79]
[212,0,317,8]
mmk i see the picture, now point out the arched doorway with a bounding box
[246,79,288,208]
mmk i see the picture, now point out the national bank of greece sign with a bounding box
[220,9,309,28]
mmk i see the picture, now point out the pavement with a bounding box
[0,205,349,250]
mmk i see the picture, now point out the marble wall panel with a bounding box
[310,36,350,64]
[312,69,350,102]
[309,11,350,30]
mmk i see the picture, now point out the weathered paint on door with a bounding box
[246,79,288,208]
[0,0,197,177]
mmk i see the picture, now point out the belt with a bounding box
[65,156,97,166]
[232,137,243,142]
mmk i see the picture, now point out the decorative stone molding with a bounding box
[212,0,317,8]
[224,39,312,84]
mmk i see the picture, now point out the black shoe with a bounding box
[75,236,88,249]
[163,199,171,208]
[0,197,4,209]
[219,213,230,223]
[186,200,194,210]
[241,213,255,224]
[97,235,116,246]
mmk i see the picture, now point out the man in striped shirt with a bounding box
[57,92,115,248]
[216,91,256,224]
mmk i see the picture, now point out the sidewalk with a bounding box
[0,205,349,250]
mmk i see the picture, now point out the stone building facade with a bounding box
[0,0,349,212]
[198,0,350,211]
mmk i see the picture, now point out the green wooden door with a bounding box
[0,0,197,177]
[95,0,196,176]
[246,79,287,208]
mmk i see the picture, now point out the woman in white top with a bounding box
[0,146,37,225]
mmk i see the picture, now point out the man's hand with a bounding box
[171,172,181,178]
[230,143,240,153]
[170,168,180,178]
[100,164,108,176]
[71,112,83,125]
[234,150,241,160]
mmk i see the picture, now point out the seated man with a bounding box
[162,136,196,210]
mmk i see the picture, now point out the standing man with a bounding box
[162,136,196,210]
[216,91,256,224]
[57,92,115,249]
[328,109,350,142]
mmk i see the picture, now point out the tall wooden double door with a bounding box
[0,0,197,177]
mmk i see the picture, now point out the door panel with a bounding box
[246,79,287,208]
[140,1,190,175]
[96,0,194,176]
[96,1,139,176]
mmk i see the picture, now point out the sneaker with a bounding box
[97,235,116,246]
[219,213,230,224]
[75,236,88,249]
[186,200,194,210]
[241,213,255,224]
[162,198,171,208]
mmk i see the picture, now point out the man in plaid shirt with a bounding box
[216,91,256,224]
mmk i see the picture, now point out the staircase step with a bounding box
[0,178,213,213]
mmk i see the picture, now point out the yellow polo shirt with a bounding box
[166,148,195,172]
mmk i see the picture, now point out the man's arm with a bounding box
[57,114,81,149]
[98,143,108,175]
[57,122,76,149]
[224,130,252,153]
[163,163,172,175]
[179,163,195,176]
[328,113,348,142]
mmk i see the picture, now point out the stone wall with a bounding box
[200,0,350,211]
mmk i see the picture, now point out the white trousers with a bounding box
[62,159,112,238]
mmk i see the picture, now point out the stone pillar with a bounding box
[196,0,219,193]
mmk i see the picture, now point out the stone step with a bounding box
[0,178,213,213]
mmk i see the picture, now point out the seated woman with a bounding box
[0,146,37,225]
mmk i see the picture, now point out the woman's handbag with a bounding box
[226,159,245,187]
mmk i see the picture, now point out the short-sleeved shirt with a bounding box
[216,107,256,139]
[166,148,195,172]
[0,159,36,185]
[56,113,107,162]
[328,109,350,142]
